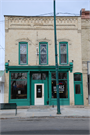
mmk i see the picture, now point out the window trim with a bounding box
[9,72,28,102]
[19,42,28,65]
[39,42,48,65]
[59,42,68,65]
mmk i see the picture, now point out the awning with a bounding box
[0,71,5,82]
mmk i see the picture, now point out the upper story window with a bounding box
[19,42,28,65]
[39,42,48,65]
[59,42,68,64]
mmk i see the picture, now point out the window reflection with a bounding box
[11,81,27,99]
[74,74,81,81]
[32,73,46,80]
[11,73,27,80]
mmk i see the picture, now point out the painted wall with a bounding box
[4,16,84,105]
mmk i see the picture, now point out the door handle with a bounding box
[81,94,82,96]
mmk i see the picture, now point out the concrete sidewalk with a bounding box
[0,105,90,119]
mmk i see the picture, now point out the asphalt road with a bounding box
[0,117,90,134]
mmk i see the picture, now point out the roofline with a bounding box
[4,15,80,17]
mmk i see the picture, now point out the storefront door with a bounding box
[35,83,44,105]
[31,72,48,105]
[74,82,83,105]
[74,73,83,105]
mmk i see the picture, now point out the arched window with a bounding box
[19,42,28,65]
[59,42,68,64]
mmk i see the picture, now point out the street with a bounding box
[0,117,90,134]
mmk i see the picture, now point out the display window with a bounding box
[11,73,27,99]
[51,72,68,98]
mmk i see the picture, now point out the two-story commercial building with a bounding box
[4,14,88,106]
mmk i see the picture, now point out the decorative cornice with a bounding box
[15,38,32,45]
[5,16,80,30]
[36,38,52,45]
[57,38,72,45]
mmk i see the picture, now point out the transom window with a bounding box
[19,42,28,65]
[59,42,68,64]
[39,42,48,65]
[74,74,81,81]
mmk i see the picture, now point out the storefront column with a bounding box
[69,72,74,105]
[49,71,51,105]
[28,71,30,105]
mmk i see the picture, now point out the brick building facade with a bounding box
[4,12,89,106]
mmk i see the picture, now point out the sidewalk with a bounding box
[0,105,90,119]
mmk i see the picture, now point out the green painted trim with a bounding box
[28,71,30,105]
[50,99,69,105]
[5,64,73,73]
[67,71,70,105]
[82,73,84,105]
[19,42,28,65]
[9,72,11,102]
[5,63,9,73]
[9,71,29,106]
[50,72,69,103]
[74,72,84,105]
[39,42,48,65]
[49,71,51,105]
[59,42,68,65]
[31,71,48,105]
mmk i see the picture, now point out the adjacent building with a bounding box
[4,11,89,106]
[81,9,90,104]
[0,71,4,103]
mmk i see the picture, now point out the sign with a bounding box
[53,85,64,92]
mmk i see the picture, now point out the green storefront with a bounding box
[5,63,74,106]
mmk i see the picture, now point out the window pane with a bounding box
[41,54,47,64]
[20,44,27,54]
[74,74,81,81]
[20,54,27,64]
[40,44,47,54]
[32,73,41,80]
[11,80,27,99]
[20,44,27,64]
[32,73,46,80]
[60,44,66,54]
[61,54,67,63]
[41,73,46,80]
[36,85,42,98]
[51,73,56,79]
[59,73,67,79]
[11,73,27,80]
[75,84,80,94]
[52,80,68,98]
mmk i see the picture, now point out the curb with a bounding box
[0,116,90,119]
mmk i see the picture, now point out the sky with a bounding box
[0,0,90,70]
